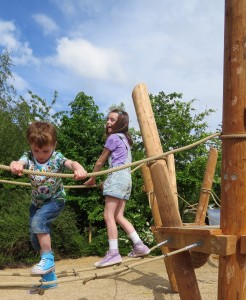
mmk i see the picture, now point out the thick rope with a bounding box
[0,255,164,288]
[0,132,221,179]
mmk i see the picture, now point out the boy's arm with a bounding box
[64,160,87,180]
[10,160,26,176]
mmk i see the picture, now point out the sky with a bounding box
[0,0,225,131]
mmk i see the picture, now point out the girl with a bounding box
[85,109,150,267]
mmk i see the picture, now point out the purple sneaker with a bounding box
[94,250,122,268]
[128,242,150,258]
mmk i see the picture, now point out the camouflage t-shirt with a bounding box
[20,151,67,207]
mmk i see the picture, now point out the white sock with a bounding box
[109,239,118,251]
[128,231,141,245]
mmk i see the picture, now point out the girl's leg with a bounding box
[114,199,151,258]
[114,199,136,235]
[104,196,121,240]
[94,196,122,268]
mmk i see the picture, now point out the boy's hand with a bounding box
[10,161,24,176]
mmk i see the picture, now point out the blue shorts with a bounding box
[29,198,65,250]
[103,169,132,200]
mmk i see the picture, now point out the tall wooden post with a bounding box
[218,1,246,299]
[133,83,201,300]
[141,164,178,292]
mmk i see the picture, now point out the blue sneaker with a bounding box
[41,270,58,289]
[31,251,55,275]
[28,271,57,294]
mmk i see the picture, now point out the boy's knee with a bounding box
[30,218,46,233]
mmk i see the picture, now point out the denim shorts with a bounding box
[29,198,65,250]
[103,169,132,200]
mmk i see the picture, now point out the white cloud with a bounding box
[32,14,59,35]
[54,37,126,82]
[0,20,39,66]
[0,20,19,49]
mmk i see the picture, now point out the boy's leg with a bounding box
[30,199,65,274]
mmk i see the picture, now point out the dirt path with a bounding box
[0,255,219,300]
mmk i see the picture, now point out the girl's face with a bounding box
[31,144,55,164]
[106,112,118,133]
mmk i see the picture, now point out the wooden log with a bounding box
[218,1,246,299]
[141,164,162,226]
[166,154,179,210]
[141,164,178,292]
[195,147,218,225]
[132,83,201,300]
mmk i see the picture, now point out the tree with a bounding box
[107,102,125,114]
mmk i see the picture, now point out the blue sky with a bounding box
[0,0,224,130]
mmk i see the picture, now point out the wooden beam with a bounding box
[195,147,218,225]
[156,226,237,256]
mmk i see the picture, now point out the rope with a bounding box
[0,255,164,289]
[0,238,203,289]
[0,179,101,189]
[0,132,221,179]
[219,133,246,139]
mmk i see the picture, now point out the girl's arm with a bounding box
[84,148,111,185]
[64,160,87,180]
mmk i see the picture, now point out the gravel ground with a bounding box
[0,255,219,300]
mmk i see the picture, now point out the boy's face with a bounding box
[30,144,55,164]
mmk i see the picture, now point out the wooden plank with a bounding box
[158,225,221,235]
[156,227,237,256]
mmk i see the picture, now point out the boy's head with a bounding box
[27,121,57,148]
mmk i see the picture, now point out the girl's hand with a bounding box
[84,177,96,186]
[10,161,24,176]
[73,168,87,180]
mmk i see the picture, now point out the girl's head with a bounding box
[27,122,57,163]
[106,109,133,145]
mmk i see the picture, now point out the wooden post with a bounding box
[218,1,246,299]
[133,83,201,300]
[141,164,178,292]
[167,154,179,210]
[195,147,218,225]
